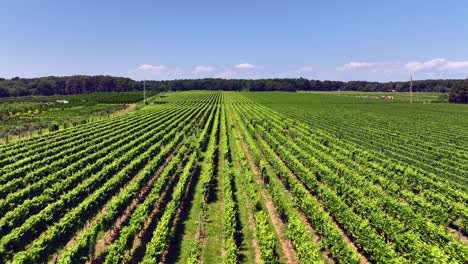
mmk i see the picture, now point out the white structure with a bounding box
[56,100,69,104]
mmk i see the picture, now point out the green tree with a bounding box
[0,86,9,97]
[449,81,468,104]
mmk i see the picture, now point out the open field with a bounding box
[299,91,446,103]
[0,91,466,263]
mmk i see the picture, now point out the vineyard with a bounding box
[0,91,466,263]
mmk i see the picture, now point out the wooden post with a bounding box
[459,226,461,241]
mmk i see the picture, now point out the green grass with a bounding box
[174,170,206,264]
[202,162,224,263]
[226,110,257,263]
[231,164,257,263]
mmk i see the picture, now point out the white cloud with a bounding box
[276,66,318,78]
[193,65,215,74]
[339,62,376,71]
[235,63,256,69]
[128,64,166,80]
[406,58,468,72]
[405,58,446,72]
[443,60,468,70]
[214,71,236,79]
[123,58,468,81]
[137,64,165,71]
[333,58,468,81]
[299,66,315,72]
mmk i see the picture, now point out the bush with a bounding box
[49,123,60,132]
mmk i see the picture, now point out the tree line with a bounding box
[0,75,466,103]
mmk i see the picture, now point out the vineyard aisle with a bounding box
[0,91,466,263]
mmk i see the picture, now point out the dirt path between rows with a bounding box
[256,135,369,264]
[125,169,181,262]
[228,125,261,263]
[48,169,143,264]
[159,167,200,263]
[255,136,338,263]
[237,129,299,264]
[243,130,337,263]
[285,162,368,264]
[240,177,262,264]
[49,141,182,264]
[91,142,184,262]
[448,226,468,244]
[217,144,227,262]
[236,108,368,264]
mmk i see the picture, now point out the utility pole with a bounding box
[143,79,146,105]
[410,75,413,104]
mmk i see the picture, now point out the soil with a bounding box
[259,137,369,264]
[244,118,368,264]
[448,226,468,244]
[231,130,262,263]
[91,146,181,261]
[237,129,299,264]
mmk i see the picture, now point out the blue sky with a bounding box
[1,0,468,81]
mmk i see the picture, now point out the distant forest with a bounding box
[0,75,467,103]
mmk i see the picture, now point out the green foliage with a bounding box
[48,123,60,132]
[0,75,461,97]
[449,81,468,104]
[0,92,151,144]
[0,76,149,97]
[0,91,466,264]
[241,92,468,263]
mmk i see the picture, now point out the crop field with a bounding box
[298,91,447,103]
[0,91,466,264]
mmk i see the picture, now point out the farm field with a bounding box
[299,91,447,103]
[0,91,466,264]
[0,92,157,144]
